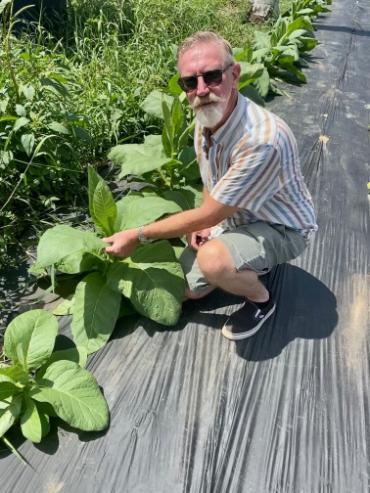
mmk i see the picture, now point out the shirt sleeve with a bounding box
[210,143,281,212]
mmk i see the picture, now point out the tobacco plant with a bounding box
[30,167,187,355]
[0,309,109,454]
[248,15,318,97]
[283,0,331,19]
[108,95,200,190]
[234,2,326,99]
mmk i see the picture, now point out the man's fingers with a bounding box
[105,246,122,257]
[190,236,200,250]
[102,237,113,244]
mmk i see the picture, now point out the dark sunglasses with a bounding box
[178,63,234,93]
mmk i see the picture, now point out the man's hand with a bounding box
[187,228,212,251]
[103,229,139,258]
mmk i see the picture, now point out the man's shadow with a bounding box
[181,264,338,361]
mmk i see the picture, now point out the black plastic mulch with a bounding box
[0,0,369,491]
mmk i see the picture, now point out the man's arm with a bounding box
[103,190,238,257]
[144,190,236,239]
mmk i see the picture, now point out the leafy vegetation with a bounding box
[0,309,108,455]
[109,94,201,189]
[30,167,187,354]
[232,0,331,98]
[0,0,260,263]
[1,0,330,262]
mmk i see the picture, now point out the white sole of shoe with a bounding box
[221,303,276,341]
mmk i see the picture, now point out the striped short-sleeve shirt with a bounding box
[194,94,318,237]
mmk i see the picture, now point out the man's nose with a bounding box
[195,76,210,97]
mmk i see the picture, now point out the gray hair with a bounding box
[177,31,234,66]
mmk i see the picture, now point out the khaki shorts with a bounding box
[179,221,308,294]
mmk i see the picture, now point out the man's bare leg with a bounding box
[196,239,270,302]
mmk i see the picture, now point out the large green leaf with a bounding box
[178,145,196,165]
[0,380,18,400]
[13,117,29,132]
[87,164,100,208]
[114,193,181,231]
[0,365,24,400]
[161,98,173,153]
[21,133,35,157]
[0,367,18,398]
[177,123,193,151]
[286,17,314,35]
[171,244,186,261]
[299,36,318,52]
[108,141,169,179]
[167,73,182,96]
[253,31,271,51]
[144,134,162,146]
[171,98,187,147]
[161,119,172,157]
[20,395,49,443]
[37,345,88,378]
[240,85,266,106]
[178,147,200,182]
[238,62,265,89]
[162,189,196,210]
[167,184,203,210]
[234,45,254,62]
[252,48,271,64]
[71,272,121,354]
[287,28,309,40]
[278,45,300,61]
[4,310,58,371]
[32,225,105,273]
[0,366,29,386]
[108,241,185,326]
[57,251,104,275]
[0,395,22,438]
[32,360,109,432]
[88,167,117,236]
[48,121,69,135]
[140,90,175,119]
[253,68,271,98]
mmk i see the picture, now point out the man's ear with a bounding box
[232,63,241,85]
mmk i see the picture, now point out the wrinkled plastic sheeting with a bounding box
[1,0,369,491]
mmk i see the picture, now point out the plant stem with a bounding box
[3,2,20,104]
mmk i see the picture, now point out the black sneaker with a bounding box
[221,298,276,341]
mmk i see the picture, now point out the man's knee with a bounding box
[197,239,233,280]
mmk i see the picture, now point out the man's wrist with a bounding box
[137,225,152,244]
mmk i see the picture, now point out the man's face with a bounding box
[178,42,240,129]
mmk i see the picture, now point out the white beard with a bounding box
[194,102,225,129]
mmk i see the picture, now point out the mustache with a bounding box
[192,94,223,109]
